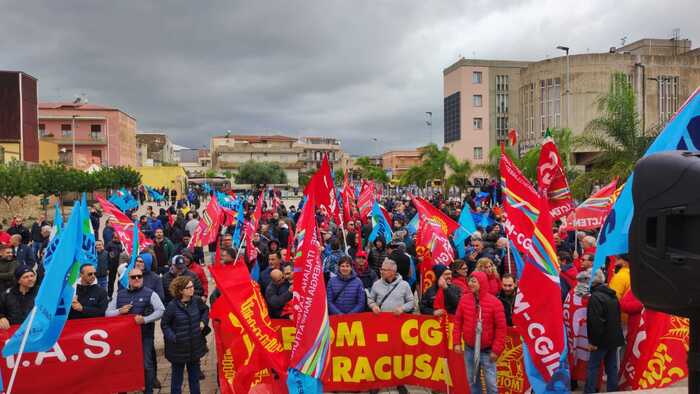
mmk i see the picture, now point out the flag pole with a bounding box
[6,306,38,394]
[505,232,513,275]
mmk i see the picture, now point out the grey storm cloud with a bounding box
[1,0,699,155]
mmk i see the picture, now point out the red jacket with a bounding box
[452,276,468,295]
[485,272,500,296]
[188,262,209,298]
[620,289,643,331]
[453,271,507,355]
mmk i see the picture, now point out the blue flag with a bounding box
[474,191,490,206]
[471,210,494,229]
[119,220,141,289]
[109,192,128,211]
[203,182,212,194]
[2,200,82,357]
[250,261,260,281]
[287,368,323,394]
[146,186,165,202]
[120,188,139,210]
[454,204,478,258]
[406,214,419,236]
[592,88,700,279]
[368,201,392,243]
[78,193,97,268]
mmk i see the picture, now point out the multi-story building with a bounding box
[38,100,137,169]
[136,132,175,166]
[211,134,303,186]
[381,150,423,180]
[296,136,344,171]
[443,37,700,169]
[0,71,39,162]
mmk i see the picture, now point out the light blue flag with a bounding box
[407,255,417,286]
[250,261,260,281]
[232,197,245,248]
[471,211,494,229]
[119,220,141,289]
[203,182,212,194]
[120,188,139,210]
[592,88,700,279]
[454,204,478,258]
[2,201,82,357]
[510,240,526,278]
[109,192,128,211]
[406,214,419,236]
[44,203,65,270]
[474,191,490,206]
[522,329,571,393]
[368,201,392,243]
[147,186,165,202]
[287,368,323,394]
[49,202,63,239]
[78,193,97,268]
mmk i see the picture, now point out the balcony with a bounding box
[40,133,107,145]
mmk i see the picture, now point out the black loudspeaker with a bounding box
[630,150,700,394]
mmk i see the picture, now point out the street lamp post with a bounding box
[556,46,571,129]
[425,112,433,143]
[71,115,77,168]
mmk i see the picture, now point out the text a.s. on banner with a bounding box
[0,316,143,394]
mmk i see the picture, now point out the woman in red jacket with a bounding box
[475,257,500,296]
[453,271,507,394]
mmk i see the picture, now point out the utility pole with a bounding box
[425,112,433,143]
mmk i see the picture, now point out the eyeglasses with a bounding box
[184,285,194,290]
[129,275,143,279]
[84,272,96,277]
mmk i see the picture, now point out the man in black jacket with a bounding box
[420,265,461,316]
[585,269,625,393]
[162,255,203,304]
[106,237,123,298]
[0,266,38,328]
[69,264,108,319]
[497,274,517,326]
[10,234,35,268]
[7,217,30,244]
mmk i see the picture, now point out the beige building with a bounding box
[381,150,423,180]
[443,37,700,168]
[136,132,175,166]
[296,136,344,171]
[211,134,303,186]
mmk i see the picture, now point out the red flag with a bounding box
[415,216,454,294]
[209,262,289,376]
[563,290,590,381]
[244,191,264,263]
[357,181,375,219]
[189,193,223,248]
[340,170,354,224]
[560,178,619,231]
[500,144,541,256]
[508,128,518,146]
[304,154,341,225]
[537,131,574,220]
[96,194,153,255]
[411,195,460,235]
[285,221,295,262]
[289,193,332,377]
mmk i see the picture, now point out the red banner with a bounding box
[190,193,223,247]
[620,310,688,390]
[303,155,341,225]
[357,181,375,219]
[563,291,590,381]
[213,312,531,393]
[536,133,574,220]
[0,316,143,394]
[560,178,619,231]
[415,219,454,294]
[499,146,540,256]
[411,196,460,235]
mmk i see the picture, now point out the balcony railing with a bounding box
[40,134,107,145]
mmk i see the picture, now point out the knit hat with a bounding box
[14,265,34,281]
[432,264,448,280]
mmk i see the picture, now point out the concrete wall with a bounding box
[137,166,188,194]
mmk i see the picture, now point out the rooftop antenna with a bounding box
[620,35,628,46]
[672,28,681,55]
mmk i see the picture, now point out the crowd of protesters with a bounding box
[0,182,633,394]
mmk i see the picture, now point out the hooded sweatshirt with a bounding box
[453,271,507,355]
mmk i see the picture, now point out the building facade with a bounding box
[381,150,423,180]
[136,132,175,166]
[0,71,39,162]
[211,134,303,186]
[443,37,700,168]
[296,136,344,171]
[38,101,137,169]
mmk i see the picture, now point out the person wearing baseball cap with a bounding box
[352,250,377,290]
[162,255,204,305]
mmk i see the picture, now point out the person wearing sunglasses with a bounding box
[68,263,108,320]
[106,267,165,394]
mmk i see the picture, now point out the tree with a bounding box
[0,161,33,208]
[476,145,519,180]
[235,161,287,186]
[354,157,389,183]
[298,169,315,188]
[445,156,474,192]
[571,72,655,198]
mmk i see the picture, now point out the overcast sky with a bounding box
[2,0,698,155]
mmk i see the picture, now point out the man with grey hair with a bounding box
[367,258,413,394]
[367,259,414,315]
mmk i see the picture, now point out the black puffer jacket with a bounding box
[420,284,462,315]
[161,297,209,364]
[587,284,625,349]
[0,285,38,324]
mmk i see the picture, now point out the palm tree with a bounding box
[476,145,519,179]
[445,156,473,192]
[571,72,656,198]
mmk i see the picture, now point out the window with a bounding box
[443,92,461,143]
[497,116,508,139]
[473,147,483,160]
[473,117,482,130]
[91,150,102,164]
[472,71,482,84]
[90,124,102,139]
[61,124,72,137]
[496,93,508,113]
[658,75,680,123]
[59,149,72,164]
[539,78,561,135]
[496,75,509,91]
[473,95,482,107]
[38,124,47,137]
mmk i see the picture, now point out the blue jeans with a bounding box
[464,347,498,394]
[171,360,201,394]
[142,336,155,394]
[584,347,618,393]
